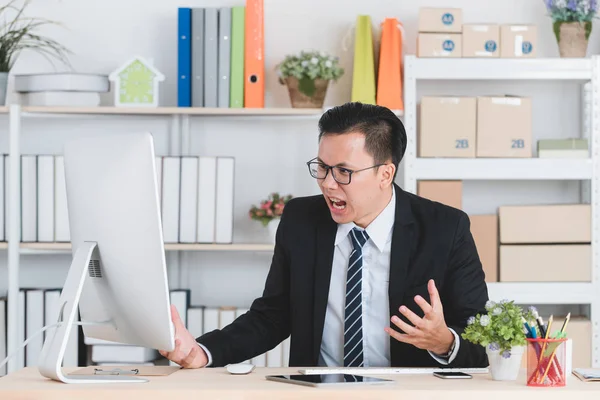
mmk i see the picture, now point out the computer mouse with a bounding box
[226,363,255,375]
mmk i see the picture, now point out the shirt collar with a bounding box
[334,188,396,252]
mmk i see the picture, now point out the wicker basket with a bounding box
[555,21,591,58]
[283,77,329,108]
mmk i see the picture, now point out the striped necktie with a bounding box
[344,227,369,367]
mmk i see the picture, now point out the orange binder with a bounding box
[376,18,403,111]
[244,0,264,108]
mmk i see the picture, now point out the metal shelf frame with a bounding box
[403,55,600,368]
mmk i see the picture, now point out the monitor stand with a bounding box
[38,241,148,384]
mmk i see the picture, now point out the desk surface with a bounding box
[1,367,599,399]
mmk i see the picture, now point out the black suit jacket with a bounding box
[197,183,489,368]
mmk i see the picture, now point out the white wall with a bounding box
[0,0,593,308]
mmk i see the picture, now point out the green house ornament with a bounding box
[109,56,165,107]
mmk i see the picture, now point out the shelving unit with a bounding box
[403,55,600,368]
[2,103,321,373]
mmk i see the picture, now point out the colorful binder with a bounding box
[244,0,264,108]
[351,15,376,105]
[230,6,245,108]
[177,7,192,107]
[376,18,403,111]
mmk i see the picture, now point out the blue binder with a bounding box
[178,7,192,107]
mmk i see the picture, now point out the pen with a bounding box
[540,313,570,384]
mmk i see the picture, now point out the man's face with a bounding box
[316,132,388,227]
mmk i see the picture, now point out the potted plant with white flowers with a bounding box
[276,50,344,108]
[462,300,536,381]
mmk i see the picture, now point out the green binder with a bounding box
[351,15,376,105]
[230,6,245,108]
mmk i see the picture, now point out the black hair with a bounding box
[317,102,407,179]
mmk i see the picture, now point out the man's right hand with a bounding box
[159,304,208,368]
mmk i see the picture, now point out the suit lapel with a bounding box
[312,210,337,364]
[388,185,416,363]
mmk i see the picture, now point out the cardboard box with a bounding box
[500,245,591,282]
[520,317,591,369]
[500,25,537,58]
[476,96,532,157]
[417,33,462,58]
[499,204,591,244]
[469,215,498,282]
[418,8,462,33]
[462,24,499,57]
[417,181,462,210]
[419,96,476,157]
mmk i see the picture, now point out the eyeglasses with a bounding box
[306,157,385,185]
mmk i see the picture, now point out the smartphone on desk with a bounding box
[433,372,472,379]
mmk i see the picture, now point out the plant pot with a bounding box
[283,77,329,108]
[554,21,591,58]
[0,72,8,106]
[486,345,525,381]
[267,218,280,243]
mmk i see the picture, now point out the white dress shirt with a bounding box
[318,188,460,367]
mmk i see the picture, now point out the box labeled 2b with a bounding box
[419,96,475,157]
[476,96,532,157]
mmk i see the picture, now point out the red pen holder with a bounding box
[526,338,567,387]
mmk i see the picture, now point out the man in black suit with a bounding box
[160,102,489,369]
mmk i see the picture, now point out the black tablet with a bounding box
[265,374,394,387]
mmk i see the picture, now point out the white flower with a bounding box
[493,307,502,316]
[320,51,327,57]
[311,57,319,64]
[467,316,475,325]
[301,60,309,67]
[480,315,490,327]
[485,300,495,310]
[325,60,332,68]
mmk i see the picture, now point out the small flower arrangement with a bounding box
[276,50,344,98]
[461,299,536,358]
[248,192,293,227]
[544,0,598,23]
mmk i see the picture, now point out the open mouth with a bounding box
[329,197,347,210]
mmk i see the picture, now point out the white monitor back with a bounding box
[63,132,174,350]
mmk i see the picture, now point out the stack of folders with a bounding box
[0,289,80,376]
[83,289,290,368]
[0,154,235,246]
[0,154,71,243]
[177,0,265,108]
[155,155,235,244]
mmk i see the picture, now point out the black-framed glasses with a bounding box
[306,157,385,185]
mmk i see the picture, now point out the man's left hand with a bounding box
[385,279,454,355]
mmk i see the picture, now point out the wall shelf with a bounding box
[410,158,592,180]
[19,106,324,116]
[403,55,600,367]
[12,242,274,254]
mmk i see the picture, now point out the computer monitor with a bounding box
[38,132,175,384]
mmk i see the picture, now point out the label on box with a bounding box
[455,139,470,149]
[484,40,497,52]
[472,25,490,32]
[441,12,455,26]
[492,97,522,106]
[440,98,461,104]
[511,139,526,149]
[511,26,530,32]
[442,39,455,52]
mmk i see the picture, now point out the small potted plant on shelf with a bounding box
[462,299,536,381]
[248,192,293,242]
[276,50,344,108]
[0,0,71,105]
[544,0,598,57]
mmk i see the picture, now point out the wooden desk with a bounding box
[1,367,599,399]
